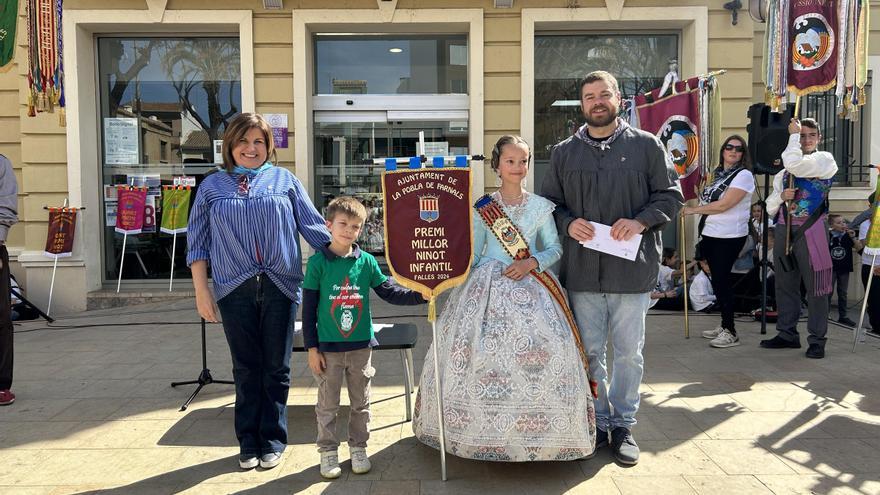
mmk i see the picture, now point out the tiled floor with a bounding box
[2,298,879,494]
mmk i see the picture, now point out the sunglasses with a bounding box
[724,144,745,152]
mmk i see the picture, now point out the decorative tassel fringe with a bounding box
[428,297,436,322]
[58,107,65,127]
[27,94,35,117]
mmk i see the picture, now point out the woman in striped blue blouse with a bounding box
[187,113,331,470]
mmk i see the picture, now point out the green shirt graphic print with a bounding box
[303,251,387,343]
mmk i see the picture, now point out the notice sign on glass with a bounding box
[104,118,140,165]
[265,113,289,149]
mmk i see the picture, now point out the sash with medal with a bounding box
[474,194,598,399]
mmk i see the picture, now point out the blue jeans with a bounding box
[569,291,650,432]
[217,274,297,457]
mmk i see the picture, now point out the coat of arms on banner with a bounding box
[419,195,440,223]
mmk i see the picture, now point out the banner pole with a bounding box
[46,198,69,315]
[117,232,128,293]
[169,231,177,292]
[853,254,876,352]
[681,215,690,339]
[430,298,447,481]
[47,255,58,315]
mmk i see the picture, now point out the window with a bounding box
[533,33,679,189]
[314,34,468,94]
[97,37,242,283]
[799,71,872,186]
[312,33,469,256]
[533,33,679,247]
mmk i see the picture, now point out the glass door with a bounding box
[314,112,469,255]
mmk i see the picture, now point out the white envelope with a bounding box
[579,222,642,261]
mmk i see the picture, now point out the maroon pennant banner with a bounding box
[382,168,472,300]
[43,207,77,259]
[115,187,147,234]
[635,79,703,200]
[787,0,838,96]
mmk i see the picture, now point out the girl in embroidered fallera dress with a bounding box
[412,135,596,462]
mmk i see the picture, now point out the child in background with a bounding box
[303,196,425,479]
[690,257,717,312]
[650,248,695,310]
[828,214,860,326]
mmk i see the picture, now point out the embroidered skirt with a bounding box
[413,261,596,461]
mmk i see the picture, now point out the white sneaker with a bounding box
[239,455,259,470]
[350,447,371,474]
[702,326,724,339]
[320,450,342,479]
[710,328,740,348]
[260,452,282,469]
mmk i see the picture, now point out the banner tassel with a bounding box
[428,297,436,322]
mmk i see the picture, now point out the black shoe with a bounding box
[596,428,609,449]
[760,335,801,349]
[805,344,825,359]
[580,428,608,459]
[610,427,639,465]
[838,317,857,327]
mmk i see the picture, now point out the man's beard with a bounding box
[584,105,618,127]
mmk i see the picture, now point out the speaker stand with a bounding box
[171,318,234,411]
[759,173,771,334]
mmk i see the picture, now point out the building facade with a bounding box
[1,0,878,312]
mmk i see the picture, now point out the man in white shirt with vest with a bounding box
[761,118,837,359]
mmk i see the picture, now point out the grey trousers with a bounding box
[774,224,829,346]
[313,347,374,452]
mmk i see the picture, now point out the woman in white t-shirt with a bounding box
[682,135,755,348]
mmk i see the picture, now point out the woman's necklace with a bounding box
[495,190,528,223]
[498,190,525,205]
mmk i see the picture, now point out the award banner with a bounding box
[787,0,838,96]
[635,78,703,200]
[0,1,18,73]
[160,186,191,234]
[115,186,147,234]
[43,207,77,258]
[382,168,472,301]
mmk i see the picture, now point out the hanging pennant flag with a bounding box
[115,186,147,234]
[0,1,18,73]
[160,186,191,234]
[787,0,839,96]
[634,77,707,201]
[43,207,77,258]
[25,0,64,120]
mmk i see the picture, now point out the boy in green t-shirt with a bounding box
[302,196,425,479]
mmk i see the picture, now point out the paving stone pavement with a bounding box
[2,298,879,494]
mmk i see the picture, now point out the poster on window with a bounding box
[264,113,289,149]
[142,195,158,233]
[104,118,140,165]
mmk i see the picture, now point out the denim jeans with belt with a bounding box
[217,274,297,457]
[569,291,650,432]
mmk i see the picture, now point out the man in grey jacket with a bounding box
[0,154,18,406]
[542,71,682,465]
